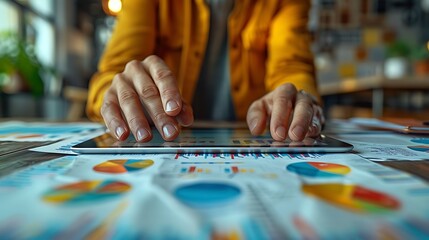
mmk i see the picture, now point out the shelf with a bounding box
[319,75,429,96]
[320,75,429,118]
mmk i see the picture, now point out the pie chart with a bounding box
[302,183,401,214]
[286,162,351,177]
[43,180,131,204]
[174,182,241,208]
[93,159,154,173]
[410,138,429,144]
[407,145,429,153]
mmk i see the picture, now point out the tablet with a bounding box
[71,127,353,154]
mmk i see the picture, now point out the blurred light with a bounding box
[102,0,122,16]
[427,41,429,51]
[108,0,122,14]
[423,0,429,12]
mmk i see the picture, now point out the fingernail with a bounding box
[307,125,315,136]
[136,128,150,141]
[163,124,177,138]
[275,126,286,139]
[292,126,305,139]
[250,119,258,132]
[166,100,179,112]
[115,126,125,139]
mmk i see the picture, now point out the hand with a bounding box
[101,55,194,142]
[246,83,324,141]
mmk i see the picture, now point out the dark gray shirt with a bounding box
[192,0,236,121]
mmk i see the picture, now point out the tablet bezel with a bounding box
[71,127,353,154]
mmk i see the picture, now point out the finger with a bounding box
[307,104,323,137]
[246,100,269,135]
[101,88,129,141]
[142,55,182,117]
[123,60,179,141]
[316,104,326,126]
[288,90,314,141]
[176,100,194,127]
[269,84,297,141]
[143,98,180,141]
[113,73,152,142]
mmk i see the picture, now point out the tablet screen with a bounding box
[71,128,353,154]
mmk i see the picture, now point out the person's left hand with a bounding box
[246,83,324,141]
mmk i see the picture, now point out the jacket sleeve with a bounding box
[265,0,320,103]
[86,0,157,122]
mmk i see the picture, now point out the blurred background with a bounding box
[0,0,428,121]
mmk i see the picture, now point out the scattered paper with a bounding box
[1,119,429,238]
[0,121,103,142]
[334,133,429,161]
[30,129,106,155]
[1,152,428,239]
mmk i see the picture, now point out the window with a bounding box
[0,1,20,33]
[26,13,55,67]
[1,0,56,68]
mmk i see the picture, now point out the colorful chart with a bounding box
[302,183,401,214]
[180,166,211,174]
[174,182,241,207]
[93,159,154,173]
[408,145,429,153]
[224,166,255,174]
[0,133,48,139]
[43,180,131,204]
[15,134,44,139]
[411,138,429,144]
[286,162,351,177]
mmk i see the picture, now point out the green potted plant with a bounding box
[411,43,429,76]
[0,32,44,96]
[384,40,411,79]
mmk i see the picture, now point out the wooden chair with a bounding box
[63,86,89,121]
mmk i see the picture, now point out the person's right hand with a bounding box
[101,55,194,142]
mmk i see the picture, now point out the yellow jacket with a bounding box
[86,0,318,121]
